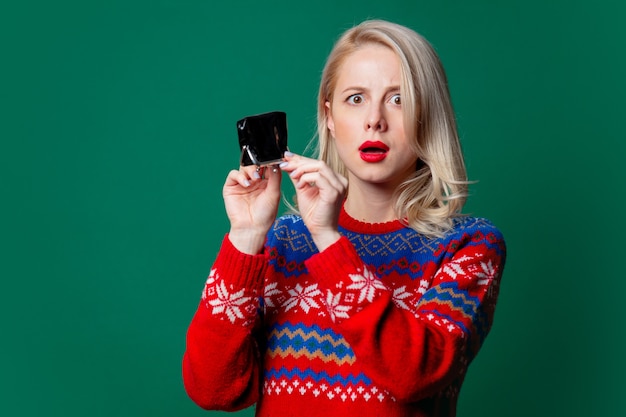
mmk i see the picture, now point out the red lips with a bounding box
[359,141,389,163]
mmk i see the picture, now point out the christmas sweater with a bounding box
[183,207,506,416]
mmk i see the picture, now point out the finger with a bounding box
[295,171,343,197]
[295,165,346,194]
[240,165,263,181]
[293,172,322,189]
[280,154,347,193]
[225,168,259,189]
[285,160,327,182]
[280,153,319,173]
[282,151,300,163]
[265,164,283,192]
[224,169,249,188]
[316,165,347,192]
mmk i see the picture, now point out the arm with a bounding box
[182,164,281,409]
[306,228,506,402]
[182,236,267,410]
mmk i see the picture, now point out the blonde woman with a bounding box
[183,19,506,417]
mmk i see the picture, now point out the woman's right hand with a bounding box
[223,165,282,254]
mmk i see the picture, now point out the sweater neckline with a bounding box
[339,205,406,234]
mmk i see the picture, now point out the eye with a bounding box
[347,94,364,104]
[389,94,401,105]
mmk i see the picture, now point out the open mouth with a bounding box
[360,147,386,153]
[359,141,389,162]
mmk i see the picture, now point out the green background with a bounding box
[2,0,624,416]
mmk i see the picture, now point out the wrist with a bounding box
[228,228,267,255]
[311,230,341,252]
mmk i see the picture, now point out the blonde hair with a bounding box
[316,20,469,237]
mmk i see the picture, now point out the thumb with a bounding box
[266,165,283,192]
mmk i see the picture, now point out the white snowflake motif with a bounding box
[440,254,473,280]
[324,290,351,322]
[475,259,497,286]
[282,283,322,313]
[417,279,430,294]
[208,281,251,323]
[201,268,219,300]
[392,286,413,311]
[346,267,387,304]
[263,282,282,308]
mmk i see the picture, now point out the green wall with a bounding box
[2,0,624,416]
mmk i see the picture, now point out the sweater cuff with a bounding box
[305,236,363,288]
[214,234,268,293]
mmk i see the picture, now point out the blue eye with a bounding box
[390,94,401,105]
[347,94,364,104]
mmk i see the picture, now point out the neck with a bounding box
[344,181,398,224]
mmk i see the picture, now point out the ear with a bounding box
[325,101,335,137]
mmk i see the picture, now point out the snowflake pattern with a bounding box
[439,253,498,287]
[346,267,388,304]
[208,280,251,323]
[282,283,322,313]
[440,254,473,280]
[417,279,430,295]
[263,282,283,308]
[201,268,218,300]
[194,217,503,412]
[475,259,497,286]
[323,290,351,322]
[391,285,413,311]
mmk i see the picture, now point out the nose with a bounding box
[365,104,388,131]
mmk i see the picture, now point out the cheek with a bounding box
[331,110,358,135]
[332,121,354,145]
[390,111,405,131]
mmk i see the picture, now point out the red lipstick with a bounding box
[359,141,389,163]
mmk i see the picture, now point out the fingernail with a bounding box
[279,162,288,169]
[252,171,261,179]
[284,151,294,157]
[243,180,251,187]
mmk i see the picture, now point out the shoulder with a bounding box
[444,216,506,253]
[451,216,504,238]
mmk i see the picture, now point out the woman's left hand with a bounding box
[280,152,348,251]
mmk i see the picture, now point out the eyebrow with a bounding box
[339,85,401,95]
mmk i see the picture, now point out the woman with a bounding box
[183,19,506,417]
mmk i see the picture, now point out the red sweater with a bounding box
[183,208,506,416]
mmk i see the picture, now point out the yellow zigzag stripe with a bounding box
[266,346,356,365]
[269,327,348,347]
[418,287,479,319]
[266,327,355,365]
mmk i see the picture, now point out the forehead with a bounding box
[334,43,401,88]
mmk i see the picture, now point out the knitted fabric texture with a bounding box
[183,208,506,417]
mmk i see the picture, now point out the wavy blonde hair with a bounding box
[315,19,469,237]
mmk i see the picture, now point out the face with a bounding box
[326,43,418,189]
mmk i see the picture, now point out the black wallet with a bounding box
[236,111,288,167]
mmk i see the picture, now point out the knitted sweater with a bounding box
[183,207,506,416]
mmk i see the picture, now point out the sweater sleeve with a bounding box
[182,235,267,411]
[305,228,506,403]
